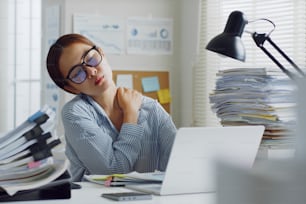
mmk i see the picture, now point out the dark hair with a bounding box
[46,33,95,94]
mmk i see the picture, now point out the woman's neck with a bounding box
[96,86,123,131]
[93,85,120,114]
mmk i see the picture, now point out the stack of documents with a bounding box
[209,68,297,148]
[0,105,70,200]
[84,171,164,187]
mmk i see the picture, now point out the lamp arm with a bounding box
[252,32,305,80]
[266,37,305,77]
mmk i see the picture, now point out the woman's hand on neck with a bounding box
[116,87,142,124]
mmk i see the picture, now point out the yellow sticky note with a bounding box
[157,89,171,104]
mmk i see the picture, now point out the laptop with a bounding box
[125,125,264,195]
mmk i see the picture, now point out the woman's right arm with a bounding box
[62,102,144,175]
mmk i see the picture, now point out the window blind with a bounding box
[193,0,306,127]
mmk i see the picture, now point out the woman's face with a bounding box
[59,43,114,96]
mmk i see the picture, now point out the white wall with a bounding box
[179,0,200,127]
[42,0,201,129]
[0,1,10,132]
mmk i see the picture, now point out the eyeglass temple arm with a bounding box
[251,32,305,81]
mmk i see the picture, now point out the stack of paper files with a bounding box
[84,171,164,187]
[0,105,70,201]
[209,68,296,146]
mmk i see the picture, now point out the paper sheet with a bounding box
[116,74,133,89]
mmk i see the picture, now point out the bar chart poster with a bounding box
[127,17,173,55]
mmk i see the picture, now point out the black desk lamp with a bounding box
[206,10,305,80]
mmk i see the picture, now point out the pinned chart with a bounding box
[73,14,125,54]
[127,17,173,55]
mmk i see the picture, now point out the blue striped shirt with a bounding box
[61,94,177,181]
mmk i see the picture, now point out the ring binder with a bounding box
[0,105,71,201]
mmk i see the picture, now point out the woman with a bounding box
[46,33,177,181]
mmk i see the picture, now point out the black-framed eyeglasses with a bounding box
[66,45,103,84]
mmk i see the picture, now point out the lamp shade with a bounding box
[206,11,248,62]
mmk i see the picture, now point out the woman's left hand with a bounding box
[117,87,142,123]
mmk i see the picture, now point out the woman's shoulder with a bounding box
[141,95,159,108]
[140,96,168,116]
[62,94,95,117]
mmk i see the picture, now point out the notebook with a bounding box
[125,125,264,195]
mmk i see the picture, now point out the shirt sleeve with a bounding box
[62,102,145,177]
[154,102,177,171]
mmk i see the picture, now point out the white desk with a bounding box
[10,182,216,204]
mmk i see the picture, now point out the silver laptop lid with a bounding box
[160,126,264,195]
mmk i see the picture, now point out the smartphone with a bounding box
[101,192,152,201]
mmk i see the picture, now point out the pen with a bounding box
[110,183,125,187]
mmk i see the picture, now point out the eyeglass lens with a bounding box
[68,48,102,84]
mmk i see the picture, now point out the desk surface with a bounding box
[11,182,216,204]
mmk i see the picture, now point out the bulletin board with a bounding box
[113,70,171,113]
